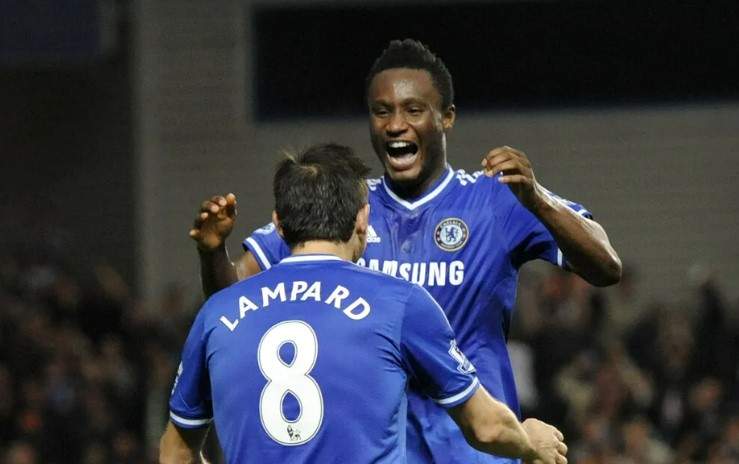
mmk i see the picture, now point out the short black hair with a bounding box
[273,143,371,248]
[366,39,454,109]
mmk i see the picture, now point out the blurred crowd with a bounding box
[0,249,192,463]
[511,265,739,463]
[0,249,737,464]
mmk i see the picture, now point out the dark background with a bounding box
[254,1,739,118]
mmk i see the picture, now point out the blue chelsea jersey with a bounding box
[169,254,479,464]
[244,166,591,464]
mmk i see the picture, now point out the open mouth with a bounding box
[385,141,419,170]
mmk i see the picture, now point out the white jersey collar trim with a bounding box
[280,254,345,264]
[382,166,455,211]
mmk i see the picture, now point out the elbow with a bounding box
[598,255,623,287]
[585,254,622,287]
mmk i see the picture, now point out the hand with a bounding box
[521,418,568,464]
[189,193,237,252]
[481,146,545,211]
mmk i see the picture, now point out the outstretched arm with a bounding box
[448,387,567,464]
[189,193,262,296]
[482,146,621,286]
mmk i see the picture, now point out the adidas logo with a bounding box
[367,225,381,243]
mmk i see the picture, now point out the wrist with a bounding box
[197,242,227,254]
[521,445,540,463]
[527,184,555,216]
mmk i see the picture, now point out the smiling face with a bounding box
[367,68,455,197]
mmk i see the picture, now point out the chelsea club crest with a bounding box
[434,218,469,252]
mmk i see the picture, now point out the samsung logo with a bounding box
[355,259,464,286]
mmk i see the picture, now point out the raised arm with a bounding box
[448,387,567,464]
[189,193,262,296]
[482,146,622,286]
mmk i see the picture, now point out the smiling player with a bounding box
[190,40,619,463]
[162,144,568,464]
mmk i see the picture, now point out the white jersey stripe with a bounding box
[434,377,480,405]
[246,237,272,270]
[280,254,344,264]
[382,166,455,210]
[170,411,213,427]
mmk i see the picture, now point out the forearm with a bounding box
[451,389,538,460]
[199,244,239,297]
[159,423,209,464]
[531,189,621,286]
[159,450,207,464]
[467,405,538,460]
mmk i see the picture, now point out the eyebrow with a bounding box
[370,97,428,106]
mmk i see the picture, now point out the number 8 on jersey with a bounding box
[258,320,324,445]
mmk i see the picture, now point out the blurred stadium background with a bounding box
[1,1,737,462]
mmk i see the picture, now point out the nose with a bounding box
[386,111,408,136]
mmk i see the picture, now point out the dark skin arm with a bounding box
[482,146,622,287]
[190,193,262,296]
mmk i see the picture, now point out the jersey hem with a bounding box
[434,376,480,408]
[169,411,213,428]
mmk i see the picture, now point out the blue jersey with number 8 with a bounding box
[244,166,591,463]
[169,254,479,464]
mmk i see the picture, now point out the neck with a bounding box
[388,161,448,199]
[291,241,354,261]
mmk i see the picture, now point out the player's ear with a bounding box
[442,104,456,131]
[272,210,285,238]
[355,204,370,236]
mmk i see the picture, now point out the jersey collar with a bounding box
[280,254,345,264]
[381,165,455,211]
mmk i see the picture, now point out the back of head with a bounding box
[273,143,371,248]
[366,38,454,109]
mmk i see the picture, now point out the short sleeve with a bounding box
[169,309,213,428]
[503,187,592,269]
[400,285,480,409]
[242,223,291,271]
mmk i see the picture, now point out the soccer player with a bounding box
[161,144,568,464]
[190,40,620,463]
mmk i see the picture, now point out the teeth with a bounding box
[388,141,412,149]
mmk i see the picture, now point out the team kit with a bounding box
[171,168,587,463]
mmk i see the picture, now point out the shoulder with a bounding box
[202,277,258,313]
[346,262,418,300]
[450,168,511,198]
[444,168,520,217]
[366,176,383,193]
[348,261,410,285]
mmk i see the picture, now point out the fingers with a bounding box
[481,146,527,165]
[192,211,209,229]
[225,193,237,218]
[481,146,531,178]
[497,174,531,185]
[555,430,567,464]
[196,194,236,223]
